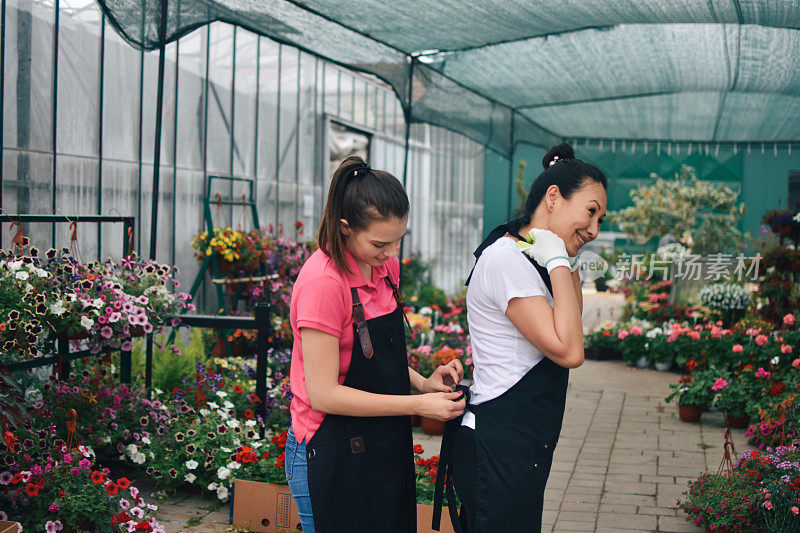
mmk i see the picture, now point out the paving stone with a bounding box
[596,511,657,530]
[658,515,701,532]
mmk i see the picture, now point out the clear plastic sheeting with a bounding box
[96,0,800,153]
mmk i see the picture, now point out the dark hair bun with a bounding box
[542,143,575,169]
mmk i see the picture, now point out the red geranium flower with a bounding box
[244,410,253,419]
[413,445,423,455]
[234,384,243,394]
[106,481,119,496]
[135,520,153,531]
[270,429,288,448]
[275,452,285,469]
[236,446,259,464]
[90,470,105,484]
[111,512,132,525]
[25,483,40,497]
[116,477,131,489]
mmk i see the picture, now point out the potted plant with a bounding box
[698,283,752,327]
[618,325,649,368]
[762,208,800,237]
[711,376,751,428]
[644,329,673,371]
[665,371,715,422]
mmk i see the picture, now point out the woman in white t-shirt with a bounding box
[431,143,608,533]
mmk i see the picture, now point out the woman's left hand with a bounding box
[423,359,464,393]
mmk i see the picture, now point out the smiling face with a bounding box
[547,180,607,256]
[341,214,408,273]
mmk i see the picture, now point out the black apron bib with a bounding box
[305,283,416,533]
[434,222,570,532]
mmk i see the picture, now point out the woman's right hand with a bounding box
[518,228,571,273]
[415,390,466,421]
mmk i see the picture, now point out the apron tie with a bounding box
[432,384,471,532]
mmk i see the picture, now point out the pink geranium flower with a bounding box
[712,378,728,391]
[785,314,796,326]
[732,344,744,354]
[630,326,643,336]
[755,367,771,379]
[756,335,769,347]
[782,344,793,354]
[617,330,629,340]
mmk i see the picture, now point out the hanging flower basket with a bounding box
[129,325,146,338]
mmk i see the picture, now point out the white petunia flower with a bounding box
[185,460,198,470]
[217,467,231,480]
[184,473,196,484]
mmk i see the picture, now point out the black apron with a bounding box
[433,220,569,532]
[306,280,416,533]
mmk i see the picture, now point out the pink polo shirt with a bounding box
[289,249,400,443]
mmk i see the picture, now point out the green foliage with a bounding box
[609,165,744,255]
[132,329,207,391]
[416,284,447,309]
[399,253,431,301]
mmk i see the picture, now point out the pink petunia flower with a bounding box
[785,314,796,326]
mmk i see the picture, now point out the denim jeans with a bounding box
[286,427,315,533]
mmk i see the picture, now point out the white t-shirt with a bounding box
[462,236,553,429]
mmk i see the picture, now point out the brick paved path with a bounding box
[153,360,752,532]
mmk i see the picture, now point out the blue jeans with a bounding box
[286,427,315,533]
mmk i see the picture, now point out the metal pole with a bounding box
[0,0,6,247]
[254,302,269,430]
[506,111,516,219]
[399,57,415,262]
[149,0,169,260]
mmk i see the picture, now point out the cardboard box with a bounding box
[230,479,456,533]
[416,503,456,533]
[230,479,302,533]
[0,521,20,533]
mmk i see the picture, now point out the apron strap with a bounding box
[351,288,374,359]
[432,384,471,532]
[385,276,414,335]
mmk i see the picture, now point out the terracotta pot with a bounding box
[678,404,702,423]
[421,416,446,436]
[726,413,750,429]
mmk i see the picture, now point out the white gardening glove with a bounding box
[516,228,570,273]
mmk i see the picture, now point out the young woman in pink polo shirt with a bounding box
[286,155,466,533]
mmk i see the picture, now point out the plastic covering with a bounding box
[96,0,800,154]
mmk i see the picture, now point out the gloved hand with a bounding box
[516,228,570,273]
